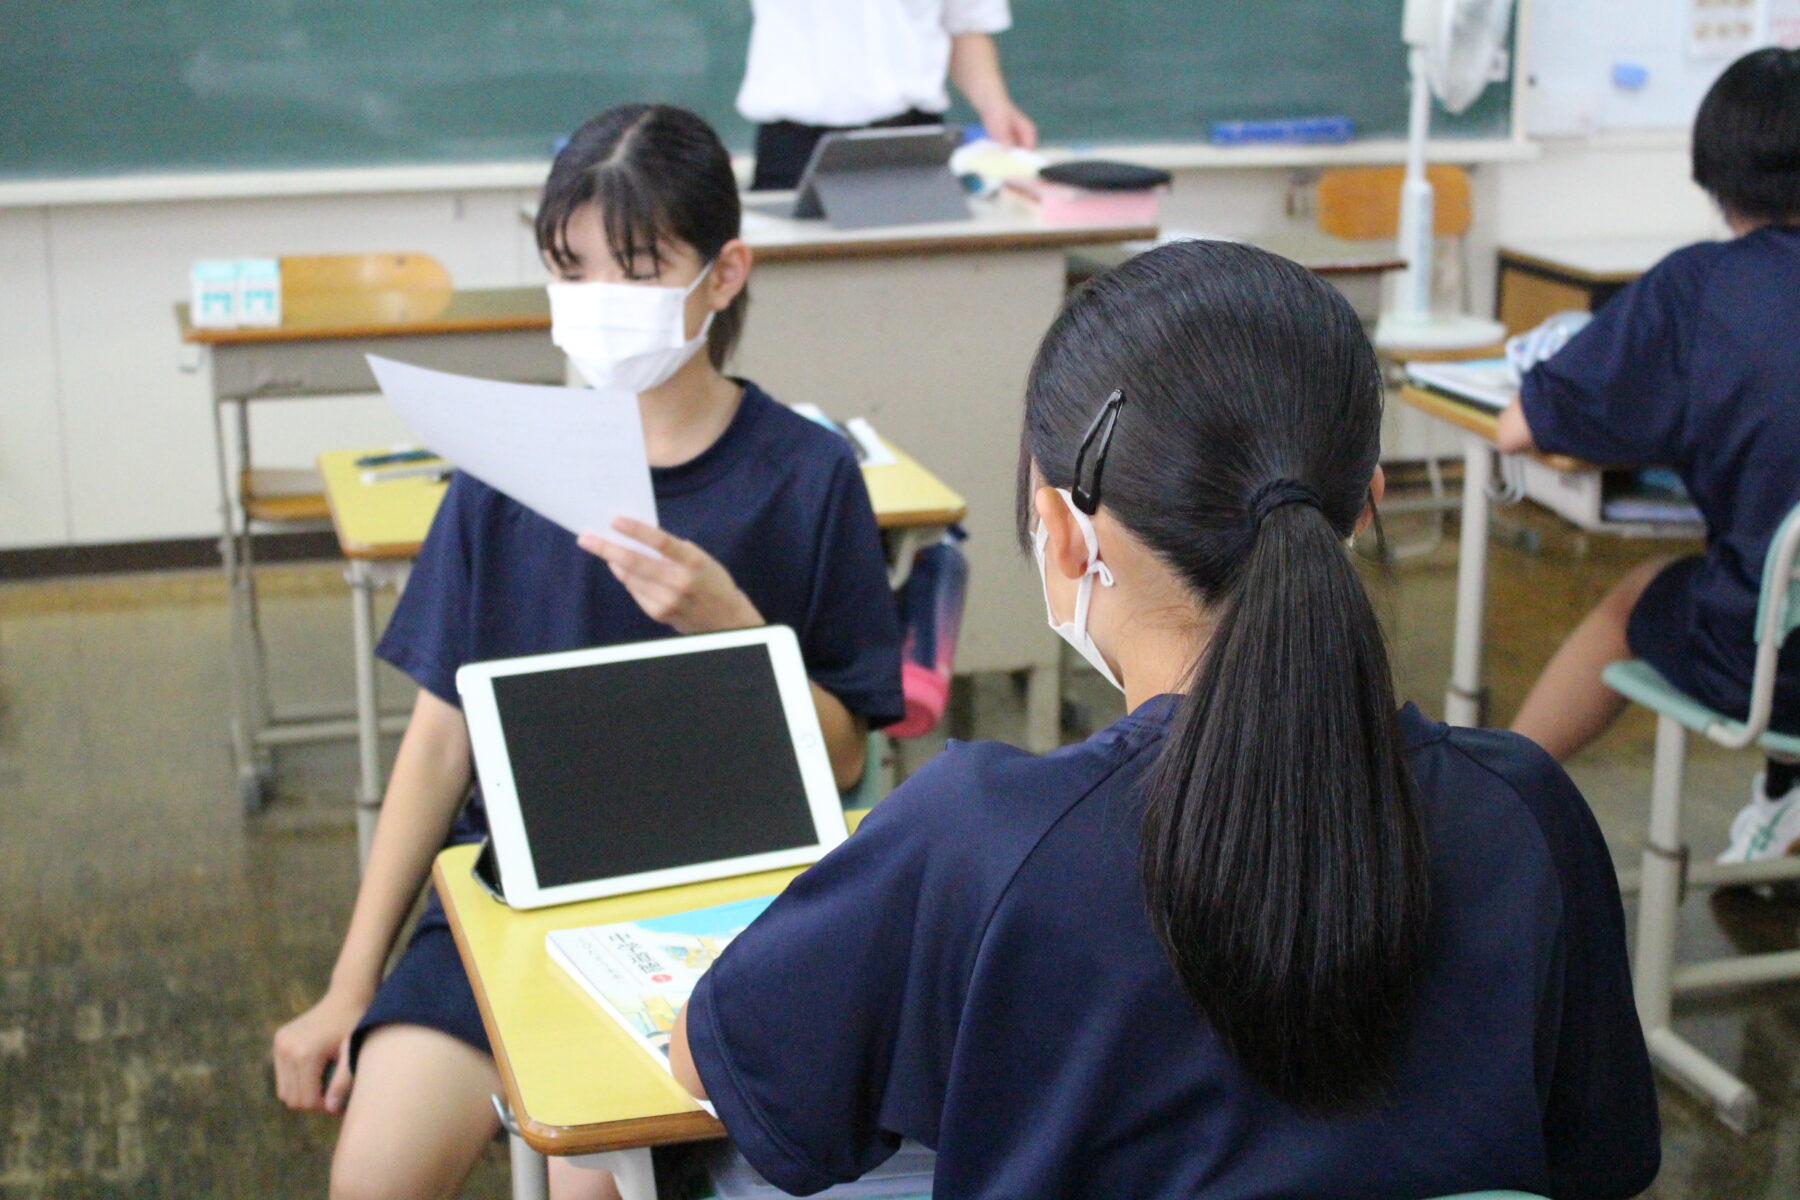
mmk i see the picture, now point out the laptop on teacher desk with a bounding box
[745,124,971,231]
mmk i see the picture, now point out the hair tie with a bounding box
[1247,478,1323,527]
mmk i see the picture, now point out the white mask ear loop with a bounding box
[1058,487,1114,587]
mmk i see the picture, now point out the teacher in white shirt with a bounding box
[741,0,1037,191]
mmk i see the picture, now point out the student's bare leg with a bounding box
[550,1157,625,1200]
[1511,556,1674,762]
[330,1024,501,1200]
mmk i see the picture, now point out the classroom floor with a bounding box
[2,501,1799,1198]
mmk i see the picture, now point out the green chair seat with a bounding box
[1602,659,1800,757]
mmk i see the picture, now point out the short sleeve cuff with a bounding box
[374,643,461,708]
[943,0,1012,35]
[686,973,840,1197]
[819,681,906,731]
[1517,371,1575,460]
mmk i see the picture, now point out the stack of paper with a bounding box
[1404,358,1520,412]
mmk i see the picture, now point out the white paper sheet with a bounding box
[367,356,658,550]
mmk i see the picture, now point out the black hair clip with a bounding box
[1071,389,1126,515]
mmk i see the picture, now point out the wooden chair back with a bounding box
[1317,166,1474,240]
[278,253,453,327]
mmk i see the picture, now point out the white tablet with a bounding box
[456,626,847,910]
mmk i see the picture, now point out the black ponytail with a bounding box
[1018,240,1429,1113]
[536,103,748,367]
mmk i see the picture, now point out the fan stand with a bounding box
[1378,19,1506,356]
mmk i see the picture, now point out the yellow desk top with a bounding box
[321,432,965,559]
[1397,384,1590,474]
[434,814,868,1156]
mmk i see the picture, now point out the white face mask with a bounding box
[548,262,715,394]
[1033,487,1122,693]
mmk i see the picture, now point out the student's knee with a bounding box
[329,1025,500,1200]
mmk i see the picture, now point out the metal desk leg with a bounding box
[1446,433,1493,727]
[349,560,383,871]
[214,396,269,811]
[507,1132,550,1200]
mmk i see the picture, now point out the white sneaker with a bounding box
[1718,774,1800,864]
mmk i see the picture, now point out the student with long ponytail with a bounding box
[665,240,1659,1198]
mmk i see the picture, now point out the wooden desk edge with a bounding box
[178,309,548,345]
[753,223,1158,263]
[431,854,727,1157]
[1396,385,1589,473]
[1495,248,1645,287]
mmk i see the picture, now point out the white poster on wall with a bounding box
[1771,0,1800,46]
[1686,0,1760,58]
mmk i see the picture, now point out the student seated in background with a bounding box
[1498,47,1800,862]
[666,240,1660,1200]
[270,104,902,1200]
[741,0,1036,190]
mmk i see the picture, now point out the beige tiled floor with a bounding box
[1,501,1797,1197]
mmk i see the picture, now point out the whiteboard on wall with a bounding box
[1525,0,1798,136]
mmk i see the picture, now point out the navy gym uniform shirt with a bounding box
[378,379,905,841]
[353,381,903,1063]
[1521,225,1800,724]
[688,698,1660,1200]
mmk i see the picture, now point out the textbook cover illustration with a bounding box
[545,895,775,1069]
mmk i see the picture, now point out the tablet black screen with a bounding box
[490,643,818,888]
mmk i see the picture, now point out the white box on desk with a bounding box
[237,258,282,326]
[189,259,240,328]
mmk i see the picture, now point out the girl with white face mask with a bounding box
[272,104,904,1200]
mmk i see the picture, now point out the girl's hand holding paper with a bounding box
[580,517,765,635]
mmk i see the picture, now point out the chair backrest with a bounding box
[1732,498,1800,739]
[1317,165,1474,240]
[278,253,453,327]
[280,252,450,295]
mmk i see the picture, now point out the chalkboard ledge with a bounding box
[0,138,1539,210]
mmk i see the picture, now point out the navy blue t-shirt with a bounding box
[1521,225,1800,716]
[376,381,904,842]
[687,699,1659,1200]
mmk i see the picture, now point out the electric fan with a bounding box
[1374,0,1516,351]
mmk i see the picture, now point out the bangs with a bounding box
[536,162,677,278]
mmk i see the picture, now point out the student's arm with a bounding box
[668,1004,706,1099]
[271,689,472,1114]
[811,684,868,791]
[580,518,870,788]
[1495,398,1538,455]
[948,33,1036,149]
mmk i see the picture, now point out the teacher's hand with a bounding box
[978,99,1038,150]
[579,518,765,635]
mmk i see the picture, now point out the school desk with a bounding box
[432,818,868,1200]
[1063,229,1406,288]
[522,194,1155,752]
[176,282,563,812]
[1397,384,1703,727]
[319,441,965,867]
[1493,235,1700,337]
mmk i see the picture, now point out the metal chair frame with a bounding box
[1603,501,1800,1132]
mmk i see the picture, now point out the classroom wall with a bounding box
[0,137,1725,553]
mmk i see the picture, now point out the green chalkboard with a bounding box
[2,2,1509,181]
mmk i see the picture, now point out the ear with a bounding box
[1033,486,1091,581]
[1356,463,1386,535]
[708,238,753,311]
